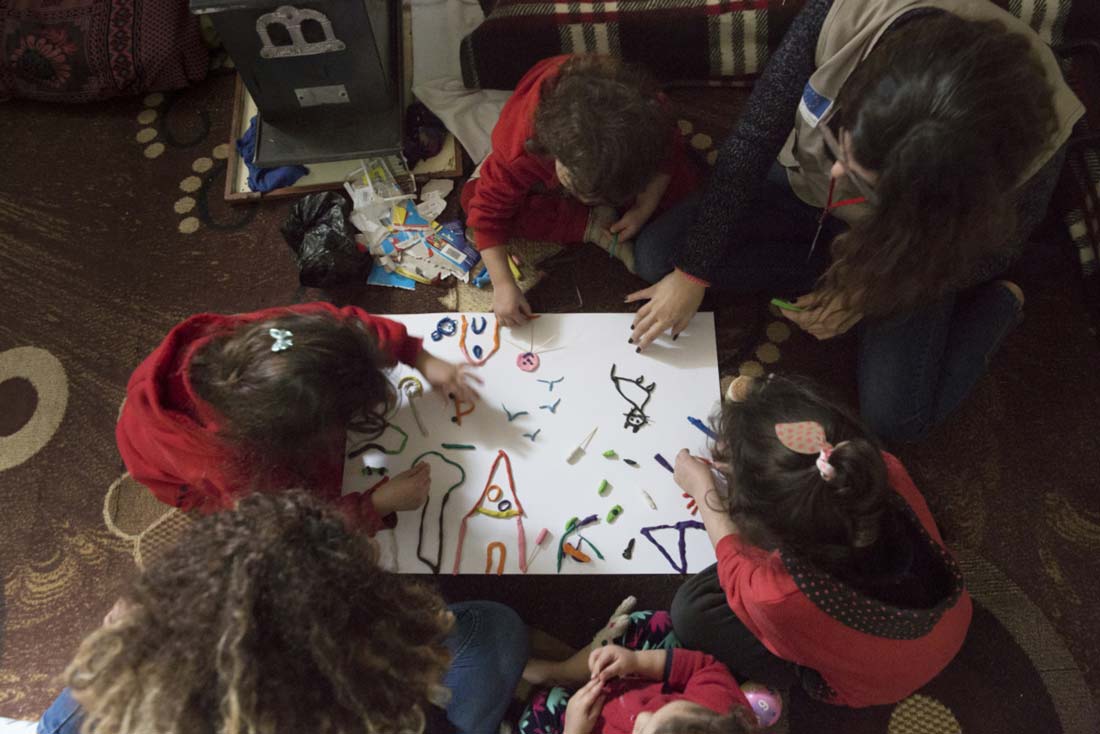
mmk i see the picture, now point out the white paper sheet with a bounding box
[342,312,721,575]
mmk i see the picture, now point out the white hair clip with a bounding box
[269,328,293,352]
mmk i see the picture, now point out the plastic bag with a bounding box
[281,192,372,287]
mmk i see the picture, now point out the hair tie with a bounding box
[269,328,293,352]
[775,421,836,482]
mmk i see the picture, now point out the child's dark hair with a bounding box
[189,310,396,487]
[713,375,891,576]
[655,706,758,733]
[65,490,453,734]
[529,55,672,206]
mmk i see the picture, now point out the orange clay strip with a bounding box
[562,542,591,563]
[459,315,501,367]
[486,541,506,575]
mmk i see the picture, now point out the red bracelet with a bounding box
[675,268,711,288]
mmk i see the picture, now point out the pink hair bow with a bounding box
[775,421,836,481]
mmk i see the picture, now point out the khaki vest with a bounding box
[777,0,1085,224]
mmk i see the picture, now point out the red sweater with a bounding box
[466,54,699,251]
[716,453,972,707]
[597,649,749,734]
[115,302,423,534]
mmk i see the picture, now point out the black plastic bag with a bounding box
[281,192,371,288]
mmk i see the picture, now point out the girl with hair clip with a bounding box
[116,302,481,533]
[669,375,971,708]
[627,0,1084,442]
[39,491,529,734]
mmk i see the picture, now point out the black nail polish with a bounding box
[448,393,455,400]
[635,347,640,354]
[627,338,633,344]
[673,334,679,341]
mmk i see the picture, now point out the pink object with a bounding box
[741,683,783,727]
[775,421,836,481]
[535,528,549,545]
[517,352,540,372]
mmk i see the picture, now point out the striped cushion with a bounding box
[459,0,1082,91]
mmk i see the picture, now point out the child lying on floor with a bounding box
[520,601,759,734]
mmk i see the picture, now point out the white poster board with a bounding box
[341,312,721,575]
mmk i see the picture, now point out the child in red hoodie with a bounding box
[670,375,972,707]
[461,54,701,327]
[115,302,480,533]
[519,609,757,734]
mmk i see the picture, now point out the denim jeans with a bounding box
[633,163,1022,442]
[442,601,529,734]
[38,601,529,734]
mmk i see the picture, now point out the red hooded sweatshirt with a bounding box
[716,453,972,707]
[115,302,423,534]
[596,649,750,734]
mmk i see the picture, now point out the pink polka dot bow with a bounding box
[775,421,836,481]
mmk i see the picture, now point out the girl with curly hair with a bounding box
[38,491,528,734]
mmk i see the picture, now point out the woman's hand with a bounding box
[782,290,863,340]
[625,270,706,351]
[587,645,638,683]
[372,463,431,514]
[563,678,607,734]
[673,449,716,501]
[417,353,483,404]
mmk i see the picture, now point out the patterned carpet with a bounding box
[0,71,1098,732]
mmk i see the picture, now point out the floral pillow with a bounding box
[1,0,209,102]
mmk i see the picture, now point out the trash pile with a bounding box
[280,155,485,291]
[345,156,482,290]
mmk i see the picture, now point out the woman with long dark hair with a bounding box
[627,0,1083,441]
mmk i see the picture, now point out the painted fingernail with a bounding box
[627,338,633,344]
[448,393,455,400]
[672,334,679,341]
[635,347,641,354]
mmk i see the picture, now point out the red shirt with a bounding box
[115,302,423,534]
[597,649,750,734]
[716,453,972,707]
[466,55,698,251]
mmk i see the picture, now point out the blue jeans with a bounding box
[634,164,1022,442]
[38,601,528,734]
[443,601,529,734]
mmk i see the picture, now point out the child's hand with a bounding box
[674,449,716,501]
[610,206,650,242]
[418,353,483,404]
[372,463,431,514]
[563,678,607,734]
[588,644,637,682]
[493,280,535,327]
[102,598,134,627]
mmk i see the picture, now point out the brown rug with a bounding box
[0,71,1097,733]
